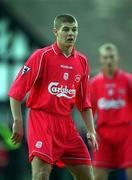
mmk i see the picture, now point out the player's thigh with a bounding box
[67,164,94,180]
[94,167,109,180]
[31,156,52,178]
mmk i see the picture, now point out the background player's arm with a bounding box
[10,97,23,144]
[81,108,98,151]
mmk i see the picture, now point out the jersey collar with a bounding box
[103,68,120,80]
[52,42,76,57]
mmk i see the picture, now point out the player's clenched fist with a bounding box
[87,132,98,151]
[11,120,23,144]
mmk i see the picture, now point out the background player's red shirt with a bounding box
[8,42,91,115]
[90,69,132,126]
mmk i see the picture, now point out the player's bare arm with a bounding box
[81,108,98,151]
[10,97,24,144]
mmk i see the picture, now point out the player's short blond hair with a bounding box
[99,43,118,55]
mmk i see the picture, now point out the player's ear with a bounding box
[53,28,58,37]
[115,53,119,63]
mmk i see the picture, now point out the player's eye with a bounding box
[103,55,114,59]
[72,27,77,32]
[62,27,69,32]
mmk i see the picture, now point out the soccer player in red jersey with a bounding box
[90,43,132,180]
[8,14,98,180]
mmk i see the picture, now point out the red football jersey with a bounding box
[90,69,132,126]
[8,42,91,115]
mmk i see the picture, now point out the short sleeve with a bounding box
[8,49,43,101]
[127,73,132,98]
[76,59,91,112]
[89,77,97,116]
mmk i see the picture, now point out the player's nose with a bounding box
[68,29,74,35]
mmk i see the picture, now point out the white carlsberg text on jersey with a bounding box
[98,98,126,110]
[48,82,76,99]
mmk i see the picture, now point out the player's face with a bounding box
[100,49,119,73]
[54,21,78,48]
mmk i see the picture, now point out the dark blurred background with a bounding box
[0,0,131,179]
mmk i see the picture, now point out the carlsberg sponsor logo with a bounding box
[98,98,125,110]
[48,82,76,99]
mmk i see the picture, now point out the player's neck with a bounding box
[57,42,73,56]
[103,69,116,78]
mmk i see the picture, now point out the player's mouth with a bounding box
[108,63,113,67]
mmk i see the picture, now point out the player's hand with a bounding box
[86,132,98,151]
[11,120,23,144]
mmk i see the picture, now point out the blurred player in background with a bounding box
[90,43,132,180]
[8,14,98,180]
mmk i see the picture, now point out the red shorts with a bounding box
[92,123,132,168]
[27,109,91,166]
